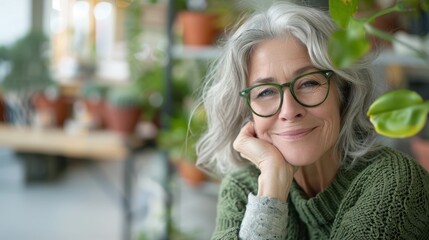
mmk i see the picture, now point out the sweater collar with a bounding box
[289,160,370,227]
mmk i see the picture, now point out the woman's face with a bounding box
[247,37,341,166]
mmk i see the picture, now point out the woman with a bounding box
[196,2,429,239]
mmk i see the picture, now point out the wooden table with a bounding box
[0,123,140,240]
[0,123,127,160]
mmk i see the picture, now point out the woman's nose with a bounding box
[277,90,305,121]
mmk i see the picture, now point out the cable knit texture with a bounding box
[211,147,429,239]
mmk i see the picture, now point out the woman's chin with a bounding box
[275,144,318,167]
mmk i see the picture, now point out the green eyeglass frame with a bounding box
[239,70,334,117]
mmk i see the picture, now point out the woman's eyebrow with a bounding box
[251,77,276,85]
[293,65,319,76]
[248,66,319,86]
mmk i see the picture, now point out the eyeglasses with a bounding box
[239,70,334,117]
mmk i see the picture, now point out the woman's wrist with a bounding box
[257,165,294,202]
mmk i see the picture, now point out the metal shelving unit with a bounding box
[161,1,221,239]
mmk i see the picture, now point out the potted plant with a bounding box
[124,0,167,128]
[176,0,244,46]
[79,82,108,129]
[156,57,210,186]
[133,65,165,128]
[157,105,207,187]
[31,85,73,128]
[104,85,143,135]
[177,0,218,46]
[329,1,429,173]
[0,31,58,126]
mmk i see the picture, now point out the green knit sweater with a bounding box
[212,147,429,239]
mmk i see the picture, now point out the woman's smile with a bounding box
[272,127,317,140]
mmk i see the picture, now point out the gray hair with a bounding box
[195,2,381,176]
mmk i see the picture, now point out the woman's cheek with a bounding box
[254,123,274,144]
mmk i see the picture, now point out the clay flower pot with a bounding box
[83,99,106,128]
[179,11,218,46]
[177,160,206,187]
[104,104,141,135]
[32,93,72,127]
[410,137,429,172]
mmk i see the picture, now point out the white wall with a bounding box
[0,0,31,46]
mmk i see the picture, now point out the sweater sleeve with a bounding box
[239,193,289,239]
[330,152,429,239]
[211,166,290,240]
[211,173,251,240]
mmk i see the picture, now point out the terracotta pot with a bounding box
[32,94,72,127]
[83,99,106,128]
[410,137,429,172]
[177,160,206,187]
[0,96,4,122]
[179,11,218,46]
[104,104,141,135]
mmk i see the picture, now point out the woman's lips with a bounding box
[274,127,316,140]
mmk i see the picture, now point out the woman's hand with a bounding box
[233,121,295,201]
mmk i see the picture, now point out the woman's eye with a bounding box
[258,89,275,97]
[252,86,279,99]
[299,80,321,89]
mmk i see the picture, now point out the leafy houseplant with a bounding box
[1,31,54,94]
[124,0,166,125]
[133,64,165,126]
[0,30,59,126]
[328,0,429,138]
[80,82,108,101]
[157,105,207,186]
[329,0,429,171]
[106,86,143,107]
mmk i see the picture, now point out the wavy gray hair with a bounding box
[195,2,381,176]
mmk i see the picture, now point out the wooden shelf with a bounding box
[375,50,428,69]
[172,45,220,60]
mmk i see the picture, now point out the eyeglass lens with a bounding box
[248,72,329,116]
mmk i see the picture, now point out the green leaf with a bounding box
[329,0,358,28]
[328,22,370,68]
[421,0,429,10]
[367,90,429,138]
[402,0,429,11]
